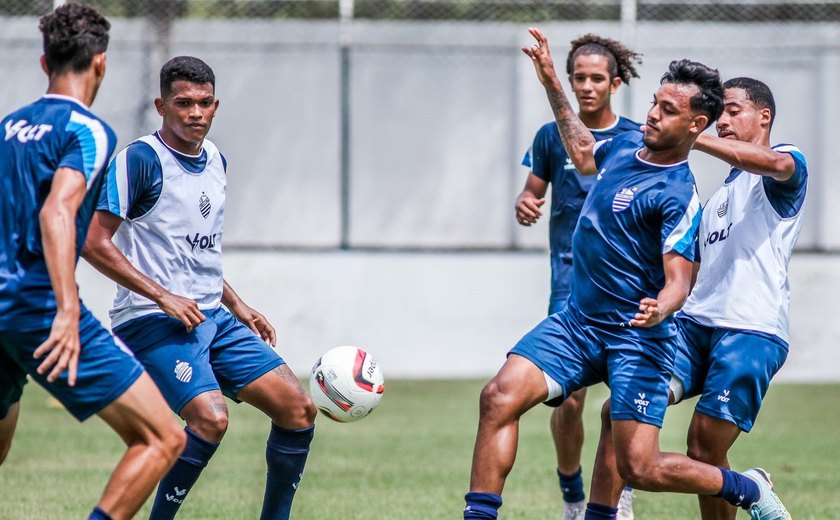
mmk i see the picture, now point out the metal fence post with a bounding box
[339,0,354,249]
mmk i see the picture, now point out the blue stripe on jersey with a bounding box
[762,144,807,219]
[63,110,109,186]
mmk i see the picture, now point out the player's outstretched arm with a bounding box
[694,133,795,181]
[522,27,597,175]
[82,210,206,331]
[222,280,276,346]
[35,167,87,386]
[630,252,693,328]
[515,173,548,226]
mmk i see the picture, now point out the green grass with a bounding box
[1,381,838,518]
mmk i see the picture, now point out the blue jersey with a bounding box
[568,131,701,338]
[523,116,641,304]
[0,95,116,331]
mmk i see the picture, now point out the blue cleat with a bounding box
[743,468,791,520]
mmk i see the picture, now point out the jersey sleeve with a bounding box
[593,138,614,169]
[528,124,554,181]
[58,110,114,187]
[96,142,163,220]
[762,144,807,218]
[660,179,702,261]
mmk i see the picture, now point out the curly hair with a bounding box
[160,56,216,98]
[565,34,642,84]
[660,59,724,128]
[39,2,110,75]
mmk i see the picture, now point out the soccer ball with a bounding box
[309,346,384,423]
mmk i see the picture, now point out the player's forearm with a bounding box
[221,279,244,309]
[694,133,793,180]
[82,241,168,304]
[654,279,691,318]
[543,81,597,175]
[40,205,80,315]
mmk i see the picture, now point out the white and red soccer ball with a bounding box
[309,346,384,423]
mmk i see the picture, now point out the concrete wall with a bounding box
[77,252,840,382]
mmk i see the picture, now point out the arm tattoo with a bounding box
[545,84,595,165]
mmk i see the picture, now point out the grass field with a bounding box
[1,380,838,519]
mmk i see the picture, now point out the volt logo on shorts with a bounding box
[634,392,650,415]
[174,360,193,383]
[718,389,731,403]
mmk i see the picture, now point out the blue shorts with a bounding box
[672,315,789,432]
[509,305,676,427]
[113,307,284,414]
[0,305,144,421]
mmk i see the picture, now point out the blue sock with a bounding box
[558,466,586,503]
[584,502,618,520]
[260,424,314,520]
[464,492,503,519]
[88,507,113,520]
[715,467,760,509]
[150,427,219,520]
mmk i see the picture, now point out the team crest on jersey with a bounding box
[717,199,728,217]
[199,192,211,219]
[612,187,638,212]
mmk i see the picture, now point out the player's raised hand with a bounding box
[630,297,665,327]
[34,308,81,386]
[522,27,560,89]
[515,192,545,226]
[157,291,206,332]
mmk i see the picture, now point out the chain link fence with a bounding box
[1,0,837,250]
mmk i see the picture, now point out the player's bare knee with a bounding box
[616,455,659,490]
[163,425,187,462]
[561,392,585,419]
[283,395,317,428]
[187,408,229,442]
[479,380,521,424]
[686,437,727,466]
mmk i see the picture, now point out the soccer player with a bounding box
[586,77,802,520]
[516,33,641,520]
[463,28,789,520]
[82,56,317,520]
[0,4,185,520]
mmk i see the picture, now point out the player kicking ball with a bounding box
[589,77,801,520]
[83,56,317,520]
[516,33,642,520]
[0,4,185,520]
[463,27,789,520]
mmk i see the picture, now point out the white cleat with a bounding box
[744,468,791,520]
[562,500,585,520]
[617,487,635,520]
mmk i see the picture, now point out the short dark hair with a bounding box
[160,56,216,98]
[660,59,724,128]
[723,77,777,127]
[39,2,110,75]
[566,34,642,84]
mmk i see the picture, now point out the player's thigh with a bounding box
[0,401,20,463]
[115,313,220,415]
[204,308,284,402]
[605,333,674,428]
[671,315,714,403]
[236,364,314,428]
[97,371,183,448]
[508,308,604,408]
[695,330,788,432]
[2,309,146,421]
